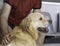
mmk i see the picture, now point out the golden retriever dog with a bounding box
[1,12,49,46]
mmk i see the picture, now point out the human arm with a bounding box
[33,9,41,13]
[33,0,42,13]
[0,3,11,35]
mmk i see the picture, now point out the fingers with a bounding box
[1,34,12,46]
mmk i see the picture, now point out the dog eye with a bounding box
[39,17,42,20]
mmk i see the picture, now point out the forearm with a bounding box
[1,3,11,35]
[33,9,41,13]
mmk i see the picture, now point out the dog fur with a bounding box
[4,12,48,46]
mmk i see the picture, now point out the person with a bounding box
[1,0,42,35]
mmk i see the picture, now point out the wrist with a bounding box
[33,9,41,13]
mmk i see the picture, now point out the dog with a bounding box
[1,12,49,46]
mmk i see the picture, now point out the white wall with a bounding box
[42,0,60,2]
[41,1,60,33]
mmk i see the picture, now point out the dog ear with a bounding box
[25,17,38,41]
[25,17,32,31]
[20,16,32,31]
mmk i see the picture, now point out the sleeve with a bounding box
[4,0,19,8]
[33,0,42,9]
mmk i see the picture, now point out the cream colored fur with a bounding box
[6,12,49,46]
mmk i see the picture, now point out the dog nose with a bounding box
[48,20,52,24]
[37,27,49,33]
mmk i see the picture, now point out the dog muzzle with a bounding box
[37,27,49,33]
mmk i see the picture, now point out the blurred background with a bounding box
[42,0,60,46]
[43,0,60,2]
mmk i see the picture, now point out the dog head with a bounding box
[20,12,49,40]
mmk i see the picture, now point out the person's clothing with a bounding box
[8,22,15,29]
[4,0,41,29]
